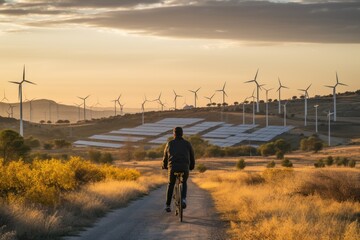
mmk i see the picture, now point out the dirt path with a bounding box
[64,180,228,240]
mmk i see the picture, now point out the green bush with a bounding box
[274,139,291,154]
[348,159,356,168]
[281,158,293,168]
[314,159,325,168]
[196,163,207,173]
[100,152,113,164]
[43,142,54,150]
[24,136,40,148]
[276,151,284,159]
[54,139,71,149]
[300,136,323,152]
[266,160,276,168]
[236,159,246,170]
[134,149,147,160]
[259,142,276,156]
[325,156,334,166]
[0,129,31,163]
[204,145,225,157]
[89,150,101,162]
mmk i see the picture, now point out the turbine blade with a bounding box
[254,69,259,80]
[306,84,312,90]
[9,81,21,84]
[196,87,201,92]
[324,85,334,88]
[336,72,339,83]
[244,80,255,83]
[23,65,25,81]
[23,80,36,85]
[223,82,226,90]
[338,83,348,86]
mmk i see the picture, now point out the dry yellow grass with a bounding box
[193,169,360,240]
[0,175,166,239]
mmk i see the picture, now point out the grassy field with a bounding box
[0,158,166,240]
[192,146,360,240]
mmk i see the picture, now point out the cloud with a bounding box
[2,0,360,43]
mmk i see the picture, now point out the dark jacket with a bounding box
[162,137,195,171]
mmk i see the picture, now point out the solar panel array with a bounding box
[73,140,124,148]
[203,124,257,138]
[89,135,144,142]
[73,117,294,149]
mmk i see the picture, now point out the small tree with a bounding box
[196,163,207,173]
[43,142,54,150]
[281,158,293,168]
[236,158,246,170]
[54,139,71,149]
[314,159,325,168]
[266,160,276,168]
[100,152,113,163]
[0,129,30,163]
[325,156,334,166]
[349,159,356,168]
[89,150,101,162]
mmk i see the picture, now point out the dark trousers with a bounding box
[166,170,189,206]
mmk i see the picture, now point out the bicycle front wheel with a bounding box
[179,183,183,222]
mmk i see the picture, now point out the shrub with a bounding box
[300,136,323,152]
[204,145,225,157]
[29,153,52,161]
[274,139,291,154]
[236,159,246,170]
[314,159,325,168]
[262,168,294,183]
[349,159,356,168]
[281,158,293,168]
[89,150,101,162]
[325,156,334,166]
[147,151,160,159]
[100,153,113,164]
[196,163,207,173]
[266,160,276,168]
[335,157,350,166]
[276,151,284,159]
[54,139,71,149]
[259,142,276,156]
[24,136,40,148]
[0,129,31,163]
[43,142,54,150]
[134,149,147,160]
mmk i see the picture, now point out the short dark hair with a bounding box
[173,127,183,137]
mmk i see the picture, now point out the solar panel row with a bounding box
[73,140,124,148]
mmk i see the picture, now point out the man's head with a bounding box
[173,127,183,138]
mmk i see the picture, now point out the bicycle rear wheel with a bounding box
[178,183,183,222]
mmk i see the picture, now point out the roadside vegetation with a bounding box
[194,168,360,240]
[0,129,166,239]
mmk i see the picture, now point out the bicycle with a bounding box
[173,172,184,222]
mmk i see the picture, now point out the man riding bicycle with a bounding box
[162,127,195,212]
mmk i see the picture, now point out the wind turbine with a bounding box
[216,82,228,105]
[8,104,15,118]
[78,95,90,120]
[276,78,289,114]
[327,111,334,146]
[27,98,35,122]
[249,89,256,125]
[245,69,263,112]
[314,105,319,133]
[112,95,121,116]
[189,87,201,108]
[141,96,148,125]
[9,65,36,136]
[204,93,215,106]
[283,102,289,127]
[1,90,8,102]
[155,92,165,111]
[242,97,250,125]
[119,102,125,115]
[298,84,311,126]
[325,72,347,122]
[173,90,182,110]
[263,87,273,127]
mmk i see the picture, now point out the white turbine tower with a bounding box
[204,93,215,106]
[8,104,15,118]
[327,111,334,146]
[245,69,263,112]
[216,82,228,105]
[249,89,256,125]
[283,102,289,126]
[298,84,312,126]
[74,103,82,122]
[141,96,148,125]
[314,105,319,133]
[263,87,273,127]
[155,92,165,111]
[112,95,120,116]
[325,72,347,122]
[173,90,182,110]
[189,87,201,108]
[276,78,289,114]
[27,98,35,122]
[9,65,36,136]
[119,102,125,115]
[78,95,90,120]
[242,97,250,125]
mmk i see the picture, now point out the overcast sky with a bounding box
[0,0,359,109]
